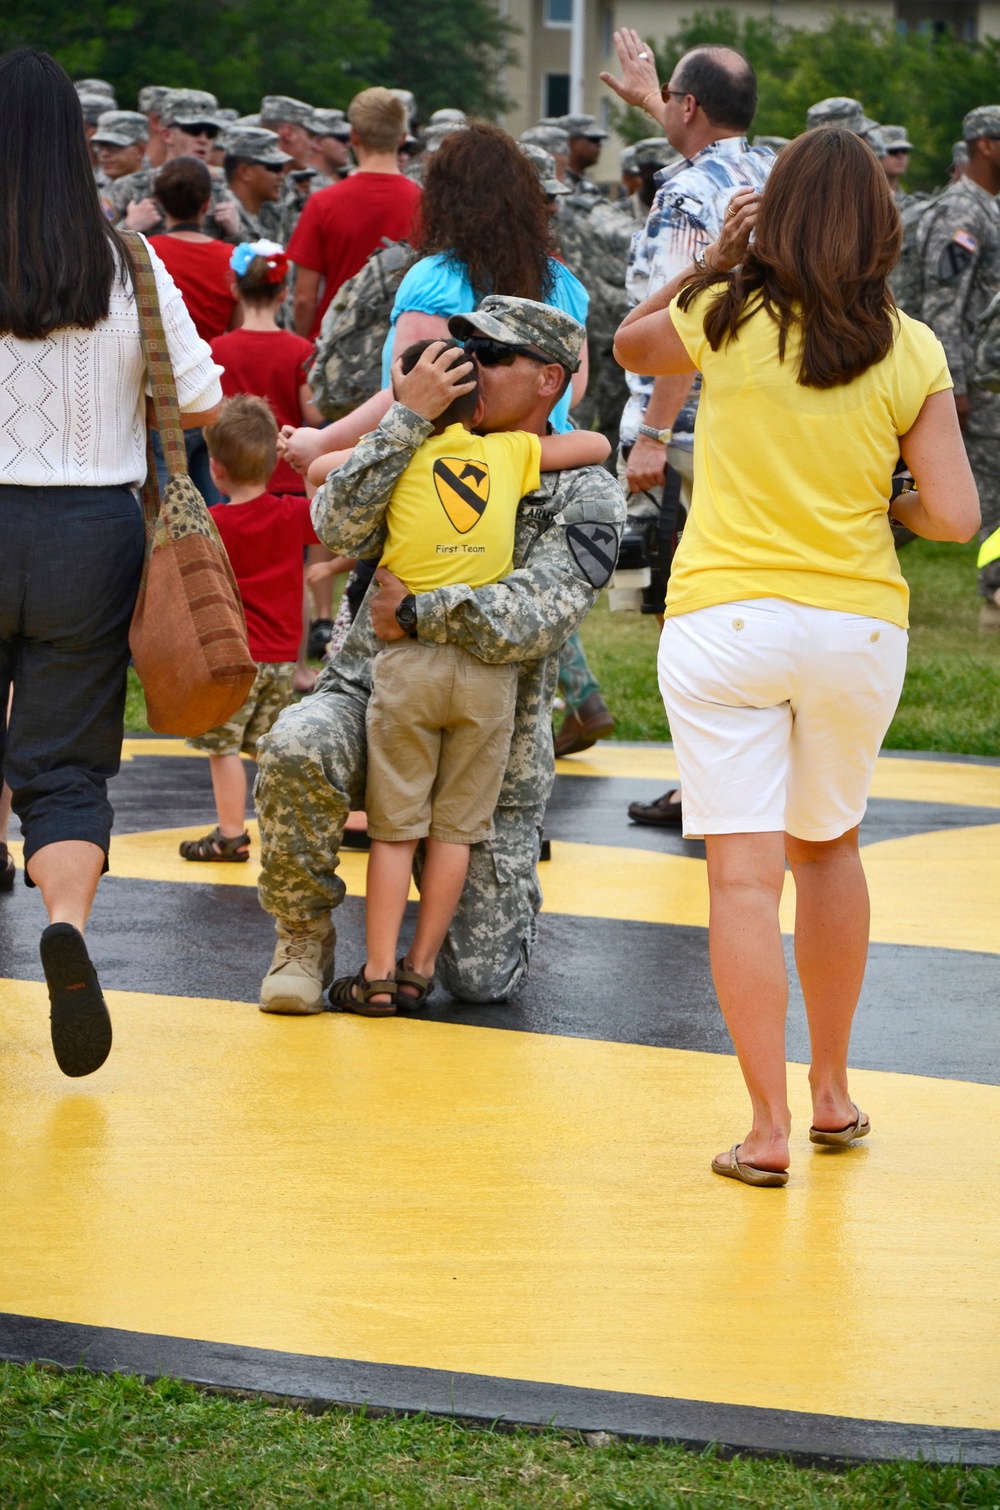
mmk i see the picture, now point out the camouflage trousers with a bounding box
[965,430,1000,597]
[188,661,296,757]
[557,631,599,713]
[254,680,544,1002]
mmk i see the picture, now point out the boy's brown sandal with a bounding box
[329,966,398,1017]
[179,826,251,862]
[393,960,434,1010]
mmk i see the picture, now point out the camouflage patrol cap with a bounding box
[430,108,467,126]
[862,125,887,158]
[389,89,418,124]
[806,96,878,134]
[559,113,608,141]
[448,295,585,373]
[77,93,114,126]
[632,136,677,169]
[963,106,1000,141]
[161,88,220,127]
[91,110,150,148]
[521,124,570,156]
[236,114,261,128]
[423,121,466,153]
[753,134,789,152]
[881,125,914,152]
[259,95,315,129]
[519,142,570,196]
[620,144,638,174]
[76,79,116,102]
[953,140,969,165]
[313,108,351,140]
[215,108,239,124]
[222,125,292,164]
[138,86,171,116]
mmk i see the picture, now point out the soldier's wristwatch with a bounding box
[638,424,673,445]
[395,594,419,638]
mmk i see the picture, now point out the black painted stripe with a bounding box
[0,1312,995,1466]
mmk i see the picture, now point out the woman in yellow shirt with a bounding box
[615,128,980,1188]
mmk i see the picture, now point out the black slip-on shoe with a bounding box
[39,923,113,1078]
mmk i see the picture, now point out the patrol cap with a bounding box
[236,113,261,128]
[259,95,315,129]
[312,107,351,140]
[222,125,292,165]
[806,96,878,134]
[519,142,570,196]
[753,133,789,152]
[521,124,570,156]
[881,125,914,152]
[389,89,418,123]
[138,86,172,116]
[429,108,467,125]
[423,121,466,153]
[76,79,116,102]
[161,88,221,127]
[91,110,150,148]
[77,93,114,126]
[449,295,585,374]
[620,144,638,174]
[632,136,677,169]
[963,106,1000,140]
[862,124,887,158]
[215,107,239,124]
[559,113,608,141]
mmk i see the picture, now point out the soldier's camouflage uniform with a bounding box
[917,175,1000,597]
[105,167,241,241]
[557,190,633,437]
[255,401,625,1001]
[260,169,318,327]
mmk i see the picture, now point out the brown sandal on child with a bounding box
[393,960,435,1010]
[329,966,398,1017]
[179,826,251,862]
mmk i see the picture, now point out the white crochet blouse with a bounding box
[0,236,222,488]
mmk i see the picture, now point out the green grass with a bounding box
[0,1365,997,1509]
[576,539,1000,754]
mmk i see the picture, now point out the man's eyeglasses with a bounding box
[464,336,550,367]
[253,160,286,172]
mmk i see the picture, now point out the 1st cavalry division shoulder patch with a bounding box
[566,521,619,588]
[433,457,491,533]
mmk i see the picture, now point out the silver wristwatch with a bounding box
[638,424,672,445]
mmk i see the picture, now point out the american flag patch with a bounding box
[954,228,979,253]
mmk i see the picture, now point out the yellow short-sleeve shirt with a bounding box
[666,291,953,628]
[379,423,542,594]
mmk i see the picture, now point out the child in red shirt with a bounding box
[180,395,318,864]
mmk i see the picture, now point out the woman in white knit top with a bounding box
[0,48,222,1078]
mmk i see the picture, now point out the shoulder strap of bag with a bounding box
[121,232,189,482]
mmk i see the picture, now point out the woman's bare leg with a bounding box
[785,827,870,1132]
[26,840,104,932]
[705,831,791,1172]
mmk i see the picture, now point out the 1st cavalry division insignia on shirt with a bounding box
[433,457,491,533]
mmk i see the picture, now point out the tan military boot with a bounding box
[259,918,336,1015]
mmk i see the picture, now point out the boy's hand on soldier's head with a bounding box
[391,341,476,423]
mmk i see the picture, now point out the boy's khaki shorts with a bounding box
[187,661,296,758]
[365,641,517,845]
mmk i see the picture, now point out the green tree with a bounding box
[365,0,518,117]
[617,9,1000,190]
[0,0,388,114]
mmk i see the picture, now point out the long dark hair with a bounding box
[0,48,131,338]
[677,128,902,388]
[415,123,553,303]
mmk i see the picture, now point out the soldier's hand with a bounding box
[123,198,160,232]
[391,341,476,422]
[626,434,668,494]
[600,29,662,116]
[212,199,240,240]
[280,425,329,474]
[370,568,409,641]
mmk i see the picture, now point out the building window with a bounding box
[602,7,613,54]
[545,0,573,27]
[544,73,571,117]
[895,0,977,39]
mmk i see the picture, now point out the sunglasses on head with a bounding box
[464,336,550,367]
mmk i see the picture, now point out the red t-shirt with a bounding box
[210,329,315,495]
[149,235,236,342]
[287,173,423,338]
[210,492,319,662]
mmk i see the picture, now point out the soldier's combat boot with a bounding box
[259,918,335,1015]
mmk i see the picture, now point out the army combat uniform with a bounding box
[255,391,625,1003]
[917,167,1000,598]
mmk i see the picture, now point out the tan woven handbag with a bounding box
[124,233,256,736]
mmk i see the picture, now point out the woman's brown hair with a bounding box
[415,122,553,303]
[677,127,903,388]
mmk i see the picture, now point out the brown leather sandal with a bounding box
[329,966,397,1017]
[393,959,434,1010]
[179,826,251,862]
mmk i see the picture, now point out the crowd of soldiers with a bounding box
[72,69,1000,633]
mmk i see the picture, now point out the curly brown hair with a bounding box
[415,122,554,303]
[677,128,902,389]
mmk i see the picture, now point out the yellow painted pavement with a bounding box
[0,981,997,1430]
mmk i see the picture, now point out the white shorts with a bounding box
[658,598,908,842]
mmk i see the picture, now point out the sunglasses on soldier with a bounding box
[464,336,551,367]
[181,121,220,139]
